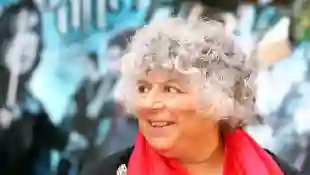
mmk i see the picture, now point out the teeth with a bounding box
[150,122,169,127]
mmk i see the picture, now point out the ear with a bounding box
[219,116,243,132]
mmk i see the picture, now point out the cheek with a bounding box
[132,97,146,115]
[133,95,198,119]
[163,94,202,111]
[174,109,218,138]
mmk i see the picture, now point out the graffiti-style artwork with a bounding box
[0,0,190,174]
[0,0,42,127]
[0,0,309,174]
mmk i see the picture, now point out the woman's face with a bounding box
[134,69,220,157]
[3,9,39,75]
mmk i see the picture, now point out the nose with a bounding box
[144,86,165,110]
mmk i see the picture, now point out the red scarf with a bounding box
[127,129,284,175]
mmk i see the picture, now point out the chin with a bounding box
[146,136,177,155]
[139,120,179,154]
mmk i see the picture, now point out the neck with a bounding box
[180,132,225,175]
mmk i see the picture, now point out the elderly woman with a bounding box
[84,17,297,175]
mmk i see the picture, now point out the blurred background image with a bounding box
[0,0,309,174]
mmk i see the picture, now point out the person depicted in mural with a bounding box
[59,51,117,172]
[64,29,140,173]
[70,52,104,137]
[94,28,139,157]
[0,0,44,173]
[0,1,82,175]
[0,0,42,127]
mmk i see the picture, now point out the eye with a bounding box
[137,84,150,94]
[163,85,183,93]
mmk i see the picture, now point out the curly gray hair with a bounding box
[114,17,257,126]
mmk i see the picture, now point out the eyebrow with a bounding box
[165,79,183,84]
[137,78,184,85]
[137,79,152,86]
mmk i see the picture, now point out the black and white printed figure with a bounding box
[69,52,107,136]
[64,52,118,168]
[66,29,140,172]
[0,0,42,129]
[91,29,140,161]
[0,1,87,175]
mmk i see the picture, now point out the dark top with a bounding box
[82,147,299,175]
[0,110,69,175]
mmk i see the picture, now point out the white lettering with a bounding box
[71,0,81,29]
[57,5,68,33]
[107,0,119,12]
[97,0,106,28]
[55,0,141,34]
[82,0,92,29]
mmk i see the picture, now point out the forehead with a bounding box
[16,9,38,25]
[137,68,192,84]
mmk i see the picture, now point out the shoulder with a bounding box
[82,147,298,175]
[265,149,299,175]
[81,147,133,175]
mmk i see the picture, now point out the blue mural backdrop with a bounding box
[0,0,309,174]
[0,0,193,174]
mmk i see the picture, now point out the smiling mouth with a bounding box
[149,121,176,128]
